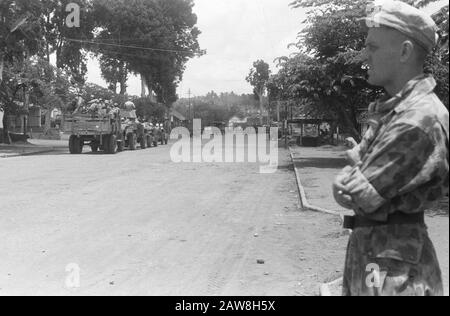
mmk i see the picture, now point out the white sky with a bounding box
[85,0,447,98]
[86,0,307,97]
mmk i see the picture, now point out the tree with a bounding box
[0,0,43,82]
[42,0,95,85]
[0,0,45,143]
[246,60,270,125]
[428,4,449,109]
[91,0,203,106]
[174,92,258,128]
[134,97,166,122]
[271,0,449,140]
[1,57,74,142]
[80,82,115,102]
[98,56,129,94]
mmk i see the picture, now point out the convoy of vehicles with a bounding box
[63,99,169,154]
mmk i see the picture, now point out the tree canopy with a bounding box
[174,91,260,127]
[0,0,44,82]
[269,0,449,139]
[90,0,203,103]
[246,60,271,124]
[1,0,203,143]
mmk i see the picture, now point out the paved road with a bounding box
[0,140,344,296]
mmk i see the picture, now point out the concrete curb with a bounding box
[289,147,342,217]
[319,277,343,296]
[0,147,56,158]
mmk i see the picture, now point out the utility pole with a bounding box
[188,89,192,123]
[0,53,4,83]
[141,74,146,98]
[277,101,280,123]
[192,95,195,119]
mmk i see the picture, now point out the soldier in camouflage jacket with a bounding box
[333,1,449,296]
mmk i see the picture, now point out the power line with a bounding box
[65,38,201,55]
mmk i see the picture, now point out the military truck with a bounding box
[146,124,168,146]
[143,122,157,147]
[155,124,169,145]
[63,112,123,154]
[121,110,149,150]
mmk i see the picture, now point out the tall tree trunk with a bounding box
[56,36,64,69]
[0,55,4,83]
[2,107,11,144]
[46,14,51,63]
[119,80,127,95]
[141,74,146,98]
[118,62,128,95]
[108,82,117,93]
[44,110,51,132]
[24,88,29,135]
[333,99,361,142]
[46,42,50,63]
[276,101,281,122]
[258,88,264,125]
[119,68,127,95]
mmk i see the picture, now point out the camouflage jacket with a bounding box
[341,74,448,296]
[343,74,449,221]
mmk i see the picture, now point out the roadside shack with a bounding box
[287,117,336,147]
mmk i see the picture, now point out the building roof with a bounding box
[229,116,248,124]
[170,109,186,121]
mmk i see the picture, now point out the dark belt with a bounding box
[343,212,425,230]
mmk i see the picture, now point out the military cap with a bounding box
[361,1,439,52]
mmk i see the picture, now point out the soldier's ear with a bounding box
[400,40,415,63]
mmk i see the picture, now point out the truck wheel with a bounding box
[140,136,146,149]
[103,135,110,153]
[107,135,118,154]
[117,140,124,152]
[69,135,82,154]
[129,133,136,151]
[69,136,75,154]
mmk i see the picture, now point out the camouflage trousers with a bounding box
[342,224,443,296]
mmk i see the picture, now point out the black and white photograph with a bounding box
[0,0,448,299]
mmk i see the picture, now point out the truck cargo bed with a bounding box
[63,114,116,135]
